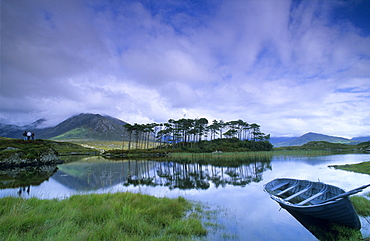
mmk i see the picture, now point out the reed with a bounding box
[170,150,333,163]
[0,193,206,241]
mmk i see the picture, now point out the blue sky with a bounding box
[1,0,369,138]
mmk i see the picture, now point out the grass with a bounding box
[56,139,160,152]
[351,195,370,216]
[0,137,98,159]
[167,150,336,166]
[332,159,370,240]
[330,161,370,175]
[0,192,206,241]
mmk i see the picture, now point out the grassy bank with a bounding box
[0,192,206,241]
[0,137,98,158]
[332,159,370,237]
[330,161,370,175]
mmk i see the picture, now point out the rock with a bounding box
[0,148,63,167]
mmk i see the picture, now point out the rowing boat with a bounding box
[264,178,370,229]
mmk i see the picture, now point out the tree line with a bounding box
[123,118,270,151]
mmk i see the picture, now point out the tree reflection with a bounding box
[45,156,272,192]
[124,159,271,190]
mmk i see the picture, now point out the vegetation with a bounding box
[330,161,370,175]
[123,118,270,150]
[351,195,370,216]
[275,141,370,153]
[104,137,273,158]
[53,139,125,151]
[0,193,206,241]
[0,137,98,159]
[332,158,370,240]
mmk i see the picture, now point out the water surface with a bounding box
[1,154,370,240]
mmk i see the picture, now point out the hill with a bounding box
[0,113,129,141]
[269,137,297,146]
[351,136,370,143]
[273,132,353,147]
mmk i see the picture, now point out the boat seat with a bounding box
[297,186,328,206]
[270,182,290,192]
[276,180,299,196]
[284,183,313,201]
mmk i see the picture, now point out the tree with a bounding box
[195,118,209,142]
[122,117,270,151]
[123,123,134,150]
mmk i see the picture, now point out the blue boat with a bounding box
[264,178,370,229]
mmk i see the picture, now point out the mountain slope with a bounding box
[0,113,129,141]
[269,137,297,146]
[39,113,128,140]
[351,136,370,143]
[274,132,352,147]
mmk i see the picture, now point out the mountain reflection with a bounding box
[52,157,272,191]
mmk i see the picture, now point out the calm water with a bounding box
[1,154,370,240]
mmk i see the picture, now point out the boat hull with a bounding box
[264,178,361,229]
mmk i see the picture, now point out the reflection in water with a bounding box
[285,209,362,240]
[51,157,272,191]
[1,154,370,240]
[124,159,272,190]
[0,165,58,196]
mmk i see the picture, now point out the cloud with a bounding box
[1,0,369,138]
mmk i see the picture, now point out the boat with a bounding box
[264,178,370,229]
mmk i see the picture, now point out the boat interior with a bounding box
[266,179,343,206]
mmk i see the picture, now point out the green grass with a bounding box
[0,193,206,241]
[330,161,370,175]
[351,195,370,216]
[168,150,335,163]
[0,137,98,159]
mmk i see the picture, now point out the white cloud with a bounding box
[1,0,369,138]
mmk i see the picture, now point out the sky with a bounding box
[1,0,370,138]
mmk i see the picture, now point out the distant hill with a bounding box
[0,113,129,141]
[273,132,356,147]
[269,137,297,146]
[351,136,370,143]
[0,118,47,139]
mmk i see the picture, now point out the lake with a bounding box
[1,153,370,240]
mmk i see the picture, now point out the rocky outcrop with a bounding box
[0,148,63,167]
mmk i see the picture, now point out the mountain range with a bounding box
[270,132,370,147]
[1,113,369,146]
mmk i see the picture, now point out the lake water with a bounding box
[1,154,370,240]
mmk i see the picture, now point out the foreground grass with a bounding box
[0,193,206,241]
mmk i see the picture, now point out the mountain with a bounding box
[273,132,352,147]
[0,118,46,138]
[269,137,297,146]
[351,136,370,143]
[0,113,129,141]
